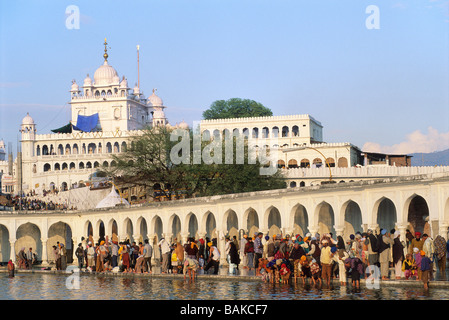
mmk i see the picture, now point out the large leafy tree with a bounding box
[101,126,285,200]
[202,98,273,120]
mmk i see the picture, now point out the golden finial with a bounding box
[103,38,109,61]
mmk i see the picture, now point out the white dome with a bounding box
[178,120,189,129]
[120,76,128,88]
[147,91,163,107]
[83,74,92,86]
[94,61,118,85]
[22,113,34,125]
[71,80,79,91]
[152,109,166,119]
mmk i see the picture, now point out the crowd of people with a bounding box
[21,227,448,289]
[10,196,74,211]
[64,236,223,282]
[240,229,448,290]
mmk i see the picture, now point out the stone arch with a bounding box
[43,163,51,172]
[137,217,148,241]
[48,221,74,263]
[288,159,298,168]
[122,218,133,242]
[16,222,42,263]
[84,220,93,239]
[107,218,118,239]
[300,159,310,168]
[315,201,335,236]
[341,200,363,240]
[244,207,259,236]
[169,214,182,242]
[186,213,199,239]
[223,209,239,239]
[95,220,106,243]
[265,206,282,237]
[290,203,308,237]
[0,224,10,263]
[151,215,163,242]
[262,127,269,138]
[373,197,397,232]
[338,157,348,168]
[405,194,430,236]
[325,157,335,167]
[203,211,217,239]
[113,142,120,153]
[58,144,64,155]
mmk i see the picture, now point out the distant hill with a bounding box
[410,149,449,166]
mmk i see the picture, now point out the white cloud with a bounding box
[362,127,449,154]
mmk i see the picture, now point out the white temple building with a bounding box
[3,39,180,197]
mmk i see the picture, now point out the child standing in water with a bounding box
[7,260,14,277]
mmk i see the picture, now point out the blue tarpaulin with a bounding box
[73,113,99,132]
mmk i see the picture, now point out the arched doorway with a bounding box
[291,204,308,237]
[317,202,335,236]
[407,195,430,235]
[225,209,239,240]
[377,198,397,232]
[267,206,282,236]
[187,213,199,239]
[245,208,259,236]
[0,224,10,263]
[48,222,73,263]
[344,201,363,240]
[205,211,217,239]
[171,215,182,242]
[16,223,42,263]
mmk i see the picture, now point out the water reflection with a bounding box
[0,273,448,300]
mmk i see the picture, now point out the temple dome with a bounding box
[147,91,163,107]
[22,113,35,125]
[83,74,92,86]
[93,61,118,86]
[178,120,189,129]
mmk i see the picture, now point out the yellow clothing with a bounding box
[320,246,332,264]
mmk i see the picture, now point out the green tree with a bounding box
[100,126,285,200]
[202,98,273,120]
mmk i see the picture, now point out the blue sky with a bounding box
[1,0,448,155]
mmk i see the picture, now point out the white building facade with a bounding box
[11,40,173,196]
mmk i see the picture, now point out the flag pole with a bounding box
[137,45,140,89]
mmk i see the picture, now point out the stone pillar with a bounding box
[334,225,345,238]
[396,223,408,257]
[132,234,141,244]
[149,234,160,263]
[368,224,379,235]
[181,232,190,244]
[163,232,173,245]
[9,239,16,263]
[309,225,319,239]
[197,232,206,242]
[217,229,227,266]
[438,222,449,240]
